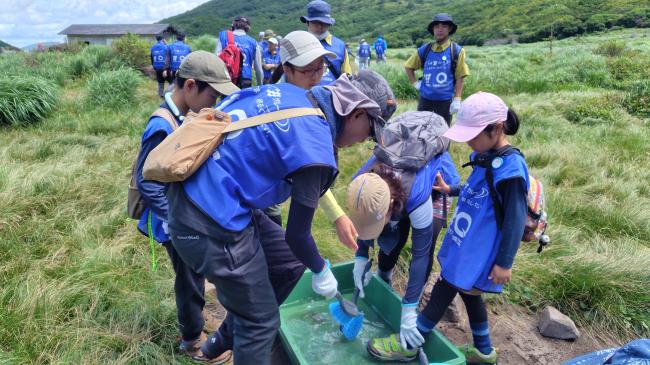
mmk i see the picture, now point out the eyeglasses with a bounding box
[291,63,327,78]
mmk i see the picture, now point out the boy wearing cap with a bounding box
[404,13,469,125]
[368,92,528,364]
[262,37,280,84]
[216,16,264,88]
[135,51,239,364]
[163,69,395,364]
[168,33,192,83]
[301,0,352,85]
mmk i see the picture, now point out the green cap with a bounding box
[177,51,239,95]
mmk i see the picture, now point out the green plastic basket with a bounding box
[279,261,466,365]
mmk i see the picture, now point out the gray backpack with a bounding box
[373,111,449,171]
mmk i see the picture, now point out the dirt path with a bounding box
[204,280,616,365]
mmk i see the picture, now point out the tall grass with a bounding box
[86,68,143,109]
[0,75,59,125]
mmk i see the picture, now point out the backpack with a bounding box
[464,146,550,252]
[374,41,385,54]
[418,41,460,84]
[127,108,179,219]
[373,111,449,171]
[143,107,325,183]
[219,31,242,84]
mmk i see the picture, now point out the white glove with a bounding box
[412,80,421,90]
[162,221,169,235]
[450,97,462,114]
[400,304,424,349]
[353,257,373,298]
[312,260,338,299]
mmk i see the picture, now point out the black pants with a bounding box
[163,243,206,341]
[417,97,452,126]
[170,210,305,364]
[377,217,446,282]
[420,277,488,329]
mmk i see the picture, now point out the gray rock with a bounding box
[538,306,580,340]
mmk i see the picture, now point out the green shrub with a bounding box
[66,54,94,79]
[85,68,142,109]
[0,75,59,125]
[594,40,627,57]
[80,45,120,70]
[624,79,650,117]
[370,63,418,100]
[111,33,150,70]
[564,96,618,125]
[607,51,650,83]
[189,35,216,53]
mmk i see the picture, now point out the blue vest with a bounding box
[220,31,257,80]
[137,106,181,243]
[438,153,529,293]
[169,41,191,71]
[182,83,337,231]
[418,43,460,101]
[262,49,280,79]
[358,43,371,58]
[354,152,460,253]
[150,41,169,70]
[319,35,347,85]
[374,39,386,54]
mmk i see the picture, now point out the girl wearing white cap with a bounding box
[345,111,459,360]
[368,92,529,364]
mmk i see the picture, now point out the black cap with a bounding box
[427,13,457,35]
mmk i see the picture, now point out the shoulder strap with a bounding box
[227,31,235,46]
[222,107,325,133]
[420,43,433,65]
[150,108,179,131]
[324,57,341,79]
[450,42,459,84]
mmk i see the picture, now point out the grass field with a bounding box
[0,28,649,364]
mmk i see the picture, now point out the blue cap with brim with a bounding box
[300,0,336,25]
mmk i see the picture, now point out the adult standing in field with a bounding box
[216,16,264,88]
[259,29,276,53]
[161,68,395,364]
[262,37,280,84]
[301,0,352,86]
[374,33,388,63]
[150,35,171,97]
[169,33,192,84]
[358,39,371,70]
[404,13,469,125]
[135,51,239,364]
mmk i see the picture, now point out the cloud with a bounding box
[0,0,209,47]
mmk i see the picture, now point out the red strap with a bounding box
[227,31,234,46]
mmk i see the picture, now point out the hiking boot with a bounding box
[180,332,208,358]
[203,308,220,334]
[192,350,232,365]
[458,344,498,364]
[366,333,417,362]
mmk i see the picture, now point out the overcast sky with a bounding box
[1,0,210,48]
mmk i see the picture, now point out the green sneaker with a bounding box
[367,333,417,362]
[458,344,498,364]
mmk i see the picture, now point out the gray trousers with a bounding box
[170,210,305,364]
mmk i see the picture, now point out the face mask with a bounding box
[313,31,330,41]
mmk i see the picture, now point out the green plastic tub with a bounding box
[279,261,466,364]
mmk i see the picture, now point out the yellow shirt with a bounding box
[324,33,352,75]
[404,39,469,79]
